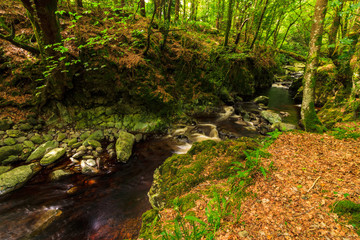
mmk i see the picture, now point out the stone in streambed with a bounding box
[16,136,27,143]
[3,138,16,146]
[50,169,73,181]
[260,110,281,124]
[80,160,99,175]
[24,140,35,149]
[56,133,67,142]
[272,122,296,131]
[115,131,135,163]
[30,134,43,144]
[87,130,104,141]
[19,123,32,131]
[27,141,59,162]
[0,166,12,174]
[40,148,66,166]
[0,144,23,163]
[253,95,269,105]
[85,139,101,148]
[2,155,19,165]
[0,163,41,196]
[6,130,22,138]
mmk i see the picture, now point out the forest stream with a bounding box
[0,81,299,240]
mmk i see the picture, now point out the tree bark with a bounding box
[140,0,146,17]
[301,0,328,132]
[174,0,180,21]
[250,0,269,49]
[21,0,71,101]
[328,3,343,62]
[224,0,234,46]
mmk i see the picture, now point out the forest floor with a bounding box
[148,122,360,239]
[220,122,360,239]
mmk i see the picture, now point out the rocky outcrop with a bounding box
[115,131,135,163]
[0,163,41,196]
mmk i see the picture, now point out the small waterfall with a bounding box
[217,106,234,122]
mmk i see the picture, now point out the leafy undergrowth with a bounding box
[139,131,281,239]
[139,127,360,239]
[333,200,360,235]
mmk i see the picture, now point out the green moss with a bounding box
[139,209,160,239]
[149,138,258,210]
[333,200,360,235]
[304,102,326,133]
[176,193,201,212]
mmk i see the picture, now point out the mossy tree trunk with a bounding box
[301,0,328,132]
[140,0,146,17]
[223,0,234,47]
[351,15,360,98]
[250,0,269,49]
[174,0,180,21]
[328,3,343,64]
[21,0,72,101]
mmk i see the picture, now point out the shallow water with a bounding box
[260,83,300,125]
[0,85,298,240]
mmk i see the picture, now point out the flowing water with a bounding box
[259,82,300,125]
[0,84,299,240]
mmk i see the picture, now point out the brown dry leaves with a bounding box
[225,132,360,239]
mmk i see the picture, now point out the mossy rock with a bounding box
[0,166,12,174]
[6,130,22,138]
[40,148,66,166]
[0,144,23,163]
[30,134,43,144]
[2,155,19,165]
[115,131,135,163]
[148,138,258,210]
[0,119,13,131]
[56,133,67,142]
[19,123,33,131]
[3,138,16,146]
[27,141,59,162]
[0,163,41,196]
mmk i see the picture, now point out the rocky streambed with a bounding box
[0,81,299,239]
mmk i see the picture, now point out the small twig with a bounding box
[307,176,321,193]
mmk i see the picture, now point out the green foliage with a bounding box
[333,200,360,235]
[329,127,360,140]
[161,191,228,240]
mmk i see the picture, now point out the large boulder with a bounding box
[40,148,66,166]
[0,163,41,196]
[115,131,135,163]
[261,110,282,124]
[27,141,59,162]
[0,144,23,163]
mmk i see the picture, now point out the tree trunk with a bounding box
[21,0,71,101]
[174,0,180,21]
[328,3,343,62]
[224,0,234,46]
[166,0,171,21]
[76,0,83,8]
[250,0,269,49]
[301,0,328,132]
[140,0,146,17]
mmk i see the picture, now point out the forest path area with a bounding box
[226,125,360,239]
